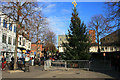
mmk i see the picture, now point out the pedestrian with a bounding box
[11,56,14,70]
[25,56,30,72]
[38,57,41,66]
[31,57,34,66]
[29,57,32,65]
[21,56,25,66]
[11,56,14,62]
[2,56,6,70]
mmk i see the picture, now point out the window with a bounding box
[3,19,5,27]
[23,39,25,46]
[3,19,7,28]
[101,47,104,51]
[28,43,30,48]
[9,23,12,31]
[0,17,1,25]
[110,47,113,51]
[105,47,107,50]
[13,39,16,45]
[19,37,21,45]
[8,37,12,45]
[2,34,6,43]
[14,26,16,33]
[60,38,61,41]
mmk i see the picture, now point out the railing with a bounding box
[51,60,90,70]
[44,59,113,71]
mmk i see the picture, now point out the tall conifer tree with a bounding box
[62,6,90,60]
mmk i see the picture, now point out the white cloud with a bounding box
[45,4,56,9]
[43,4,56,13]
[62,9,71,14]
[46,16,69,36]
[46,16,70,46]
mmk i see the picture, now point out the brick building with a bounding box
[31,40,43,58]
[89,30,96,43]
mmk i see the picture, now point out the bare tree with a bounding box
[105,2,120,45]
[42,30,56,53]
[0,2,42,69]
[104,2,120,28]
[88,14,112,52]
[28,13,48,58]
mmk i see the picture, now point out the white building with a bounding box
[16,25,31,57]
[17,33,31,57]
[89,44,120,53]
[0,12,31,61]
[0,12,16,61]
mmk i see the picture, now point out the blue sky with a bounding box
[39,2,105,46]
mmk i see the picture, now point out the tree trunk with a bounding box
[96,26,100,53]
[14,23,18,70]
[36,26,39,59]
[14,2,20,70]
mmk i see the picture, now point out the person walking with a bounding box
[11,56,14,70]
[31,57,34,66]
[21,56,25,66]
[38,57,41,66]
[25,55,30,72]
[2,56,6,70]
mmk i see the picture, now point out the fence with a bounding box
[51,60,90,70]
[44,59,113,71]
[90,59,112,71]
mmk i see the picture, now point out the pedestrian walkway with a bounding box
[2,66,120,79]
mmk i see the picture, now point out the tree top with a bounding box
[72,0,77,7]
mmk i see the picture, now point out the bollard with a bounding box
[65,61,67,68]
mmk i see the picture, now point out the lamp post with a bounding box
[103,53,106,67]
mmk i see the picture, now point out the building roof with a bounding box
[100,29,120,40]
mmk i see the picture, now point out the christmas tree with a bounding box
[62,3,90,60]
